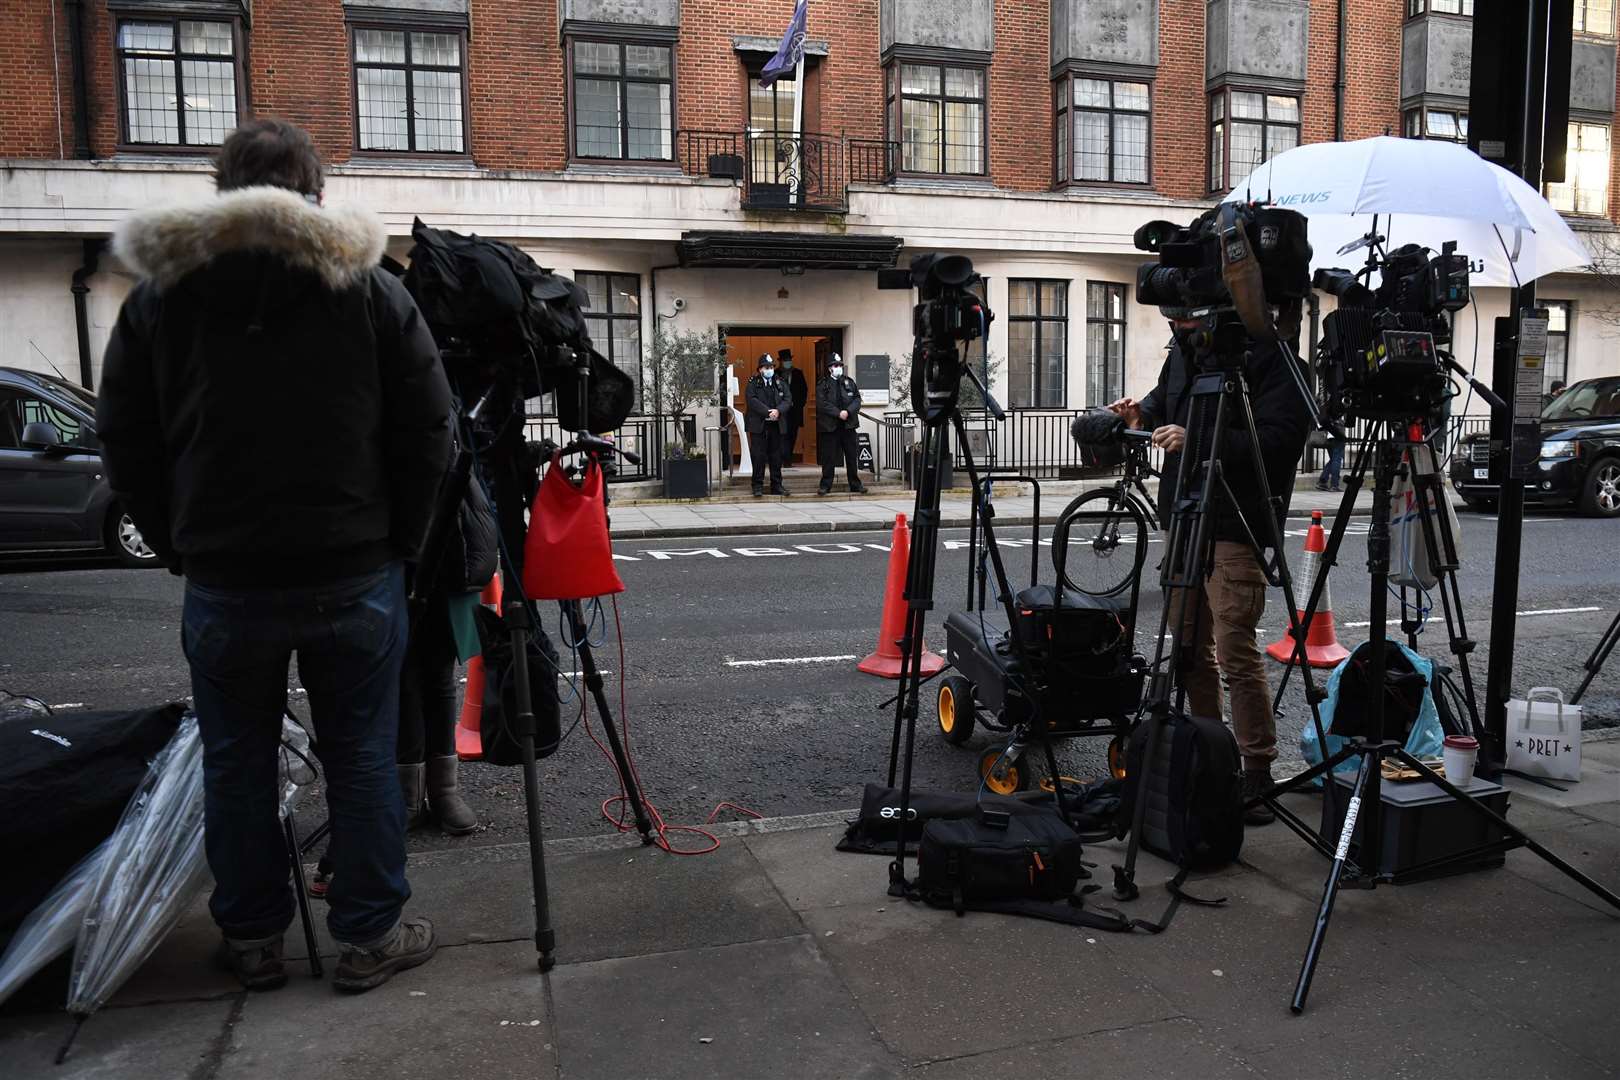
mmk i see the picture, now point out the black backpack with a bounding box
[1117,712,1244,871]
[473,606,562,766]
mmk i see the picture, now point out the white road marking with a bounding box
[1335,606,1600,629]
[49,702,86,710]
[724,654,859,668]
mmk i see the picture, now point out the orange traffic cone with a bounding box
[858,514,946,679]
[454,573,504,761]
[1266,509,1350,669]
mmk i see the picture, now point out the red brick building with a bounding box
[2,0,1616,469]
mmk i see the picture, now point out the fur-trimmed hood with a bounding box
[113,186,387,291]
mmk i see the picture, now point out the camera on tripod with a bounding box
[878,253,995,422]
[1314,240,1471,423]
[1133,204,1312,351]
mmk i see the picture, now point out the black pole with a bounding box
[1484,0,1553,772]
[71,238,104,390]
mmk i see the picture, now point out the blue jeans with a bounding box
[1319,439,1345,487]
[183,563,411,945]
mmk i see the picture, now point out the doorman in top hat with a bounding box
[816,353,866,495]
[745,353,794,496]
[780,347,809,463]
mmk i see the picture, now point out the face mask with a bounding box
[762,370,774,381]
[781,360,792,369]
[830,367,843,378]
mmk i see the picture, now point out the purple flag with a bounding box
[759,0,807,88]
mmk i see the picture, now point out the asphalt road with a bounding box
[3,509,1617,855]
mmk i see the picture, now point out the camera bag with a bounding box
[473,606,562,766]
[914,806,1143,932]
[1117,712,1244,871]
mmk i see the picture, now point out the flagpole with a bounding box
[789,44,805,202]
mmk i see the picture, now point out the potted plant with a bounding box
[663,441,709,499]
[651,327,729,499]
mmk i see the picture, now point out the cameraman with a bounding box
[1110,325,1310,825]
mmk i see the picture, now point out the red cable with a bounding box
[580,597,760,855]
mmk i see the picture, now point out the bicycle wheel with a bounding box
[1053,488,1150,597]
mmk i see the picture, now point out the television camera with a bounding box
[1313,239,1472,423]
[878,254,995,424]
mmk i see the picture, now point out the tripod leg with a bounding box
[283,815,323,978]
[1292,746,1375,1014]
[568,603,654,842]
[504,591,556,972]
[1569,607,1620,706]
[1392,749,1620,913]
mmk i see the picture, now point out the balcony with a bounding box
[677,131,898,213]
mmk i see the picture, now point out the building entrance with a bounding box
[722,326,844,471]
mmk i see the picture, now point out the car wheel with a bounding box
[1580,459,1620,518]
[106,508,159,568]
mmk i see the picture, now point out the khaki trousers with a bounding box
[1167,540,1277,769]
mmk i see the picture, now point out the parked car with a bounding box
[0,367,159,566]
[1449,374,1620,518]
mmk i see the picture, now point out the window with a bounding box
[1210,89,1299,191]
[747,69,798,184]
[1544,301,1571,395]
[1404,107,1468,143]
[1546,122,1610,215]
[570,41,674,161]
[1085,284,1127,407]
[352,28,465,153]
[1575,0,1615,35]
[887,63,986,175]
[577,272,642,404]
[116,20,238,146]
[0,392,89,448]
[1007,280,1068,409]
[1408,0,1473,14]
[1056,77,1150,185]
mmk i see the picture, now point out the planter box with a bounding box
[663,458,709,499]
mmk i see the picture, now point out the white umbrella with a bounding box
[1222,136,1591,287]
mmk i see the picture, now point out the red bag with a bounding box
[522,456,626,601]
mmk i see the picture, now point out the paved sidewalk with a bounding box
[610,477,1387,540]
[7,739,1618,1079]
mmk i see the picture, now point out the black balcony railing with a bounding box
[679,129,903,212]
[848,138,899,184]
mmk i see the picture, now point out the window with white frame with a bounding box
[1086,283,1127,407]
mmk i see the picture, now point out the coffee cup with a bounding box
[1443,734,1479,787]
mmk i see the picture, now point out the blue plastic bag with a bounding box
[1300,642,1444,784]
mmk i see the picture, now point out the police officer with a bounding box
[816,353,865,495]
[745,353,793,496]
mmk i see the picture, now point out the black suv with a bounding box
[0,367,159,566]
[1450,374,1620,518]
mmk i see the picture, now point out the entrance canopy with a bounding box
[677,231,903,271]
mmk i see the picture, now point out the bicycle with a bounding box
[1053,426,1158,598]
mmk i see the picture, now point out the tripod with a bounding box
[884,363,1075,890]
[1258,420,1620,1012]
[1113,349,1335,901]
[1570,607,1619,706]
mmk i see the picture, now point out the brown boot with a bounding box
[1241,767,1276,826]
[426,754,478,836]
[333,917,437,993]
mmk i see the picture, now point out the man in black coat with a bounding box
[1110,326,1309,825]
[97,119,450,993]
[744,353,794,496]
[780,348,809,463]
[816,353,866,494]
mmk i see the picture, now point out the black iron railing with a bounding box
[848,138,899,184]
[677,130,744,181]
[522,409,663,483]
